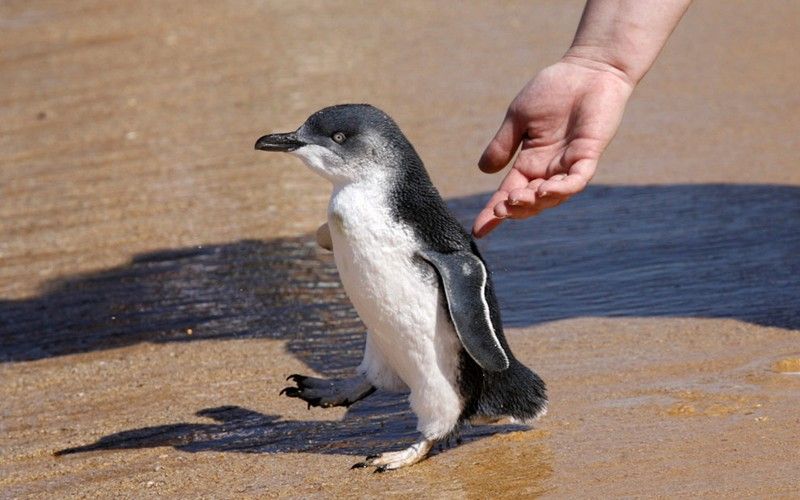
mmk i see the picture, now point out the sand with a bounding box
[1,1,799,497]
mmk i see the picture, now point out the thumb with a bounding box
[478,113,521,173]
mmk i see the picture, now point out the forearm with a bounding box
[564,0,692,85]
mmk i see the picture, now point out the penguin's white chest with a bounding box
[326,183,459,387]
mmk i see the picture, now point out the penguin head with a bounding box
[255,104,413,184]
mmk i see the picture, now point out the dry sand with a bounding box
[1,1,799,498]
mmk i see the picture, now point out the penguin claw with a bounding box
[279,387,300,397]
[351,460,388,473]
[351,455,378,471]
[279,374,375,410]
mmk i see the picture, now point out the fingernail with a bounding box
[508,198,520,206]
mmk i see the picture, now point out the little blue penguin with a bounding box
[255,104,547,471]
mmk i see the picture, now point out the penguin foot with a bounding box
[351,439,434,471]
[280,374,376,409]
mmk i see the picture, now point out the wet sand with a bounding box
[2,1,799,497]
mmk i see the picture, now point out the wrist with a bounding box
[564,0,692,87]
[561,48,640,88]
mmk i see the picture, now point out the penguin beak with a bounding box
[254,132,306,152]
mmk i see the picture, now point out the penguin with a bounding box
[255,104,547,471]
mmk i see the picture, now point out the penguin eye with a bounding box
[331,132,346,144]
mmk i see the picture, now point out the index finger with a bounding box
[472,190,508,238]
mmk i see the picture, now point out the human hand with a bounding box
[473,58,634,238]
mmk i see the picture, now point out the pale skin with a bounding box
[473,0,693,238]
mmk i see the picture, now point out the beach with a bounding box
[2,1,799,497]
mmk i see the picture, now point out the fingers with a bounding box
[537,158,596,197]
[478,112,522,173]
[472,209,504,239]
[495,167,534,194]
[496,176,563,218]
[507,178,546,205]
[473,172,571,238]
[472,158,597,238]
[471,169,543,238]
[498,195,563,219]
[473,185,563,239]
[472,190,509,238]
[498,159,595,217]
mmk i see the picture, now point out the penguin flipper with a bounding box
[418,250,510,372]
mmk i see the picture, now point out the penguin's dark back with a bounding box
[387,142,472,253]
[386,135,510,349]
[387,147,548,421]
[375,113,548,422]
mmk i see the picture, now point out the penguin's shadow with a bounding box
[54,403,519,458]
[2,183,798,457]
